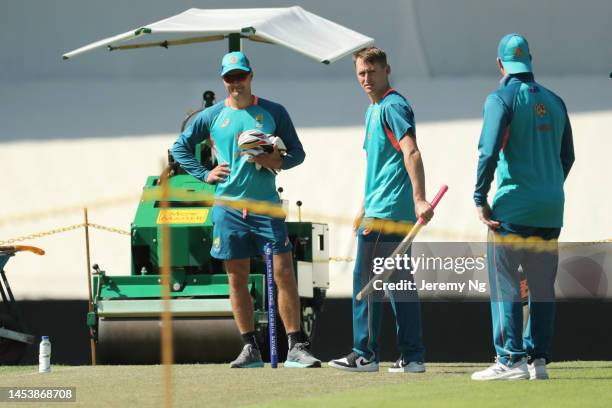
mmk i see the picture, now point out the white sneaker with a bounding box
[388,357,426,373]
[328,351,379,372]
[471,358,529,381]
[528,358,549,380]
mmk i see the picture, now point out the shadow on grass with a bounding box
[550,366,612,370]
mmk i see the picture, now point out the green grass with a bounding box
[0,362,610,407]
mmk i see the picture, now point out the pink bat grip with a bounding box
[417,184,448,225]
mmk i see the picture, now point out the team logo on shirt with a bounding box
[255,114,264,128]
[535,103,547,117]
[221,118,230,128]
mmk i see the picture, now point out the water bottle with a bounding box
[39,336,51,373]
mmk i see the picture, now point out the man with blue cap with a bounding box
[172,51,320,368]
[329,46,433,373]
[472,34,574,380]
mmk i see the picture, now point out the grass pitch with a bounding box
[0,362,610,407]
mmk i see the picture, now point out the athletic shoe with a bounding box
[528,358,549,380]
[284,342,321,368]
[388,357,426,373]
[229,344,264,368]
[471,357,529,381]
[328,351,379,372]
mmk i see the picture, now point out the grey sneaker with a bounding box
[388,357,426,373]
[229,344,264,368]
[528,358,549,380]
[285,342,321,368]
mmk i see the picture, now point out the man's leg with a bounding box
[211,206,263,368]
[253,214,320,367]
[487,228,526,365]
[387,245,425,370]
[225,258,254,333]
[329,229,381,371]
[522,227,560,379]
[472,226,529,380]
[273,251,300,334]
[352,230,384,360]
[225,257,264,368]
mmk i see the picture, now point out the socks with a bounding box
[287,331,304,349]
[241,332,259,349]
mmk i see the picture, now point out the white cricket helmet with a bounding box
[238,129,274,154]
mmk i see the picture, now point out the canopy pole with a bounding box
[228,33,242,52]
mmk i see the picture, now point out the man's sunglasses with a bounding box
[223,71,250,83]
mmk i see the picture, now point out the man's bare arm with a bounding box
[399,132,433,223]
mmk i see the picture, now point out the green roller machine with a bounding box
[90,91,330,364]
[64,6,374,364]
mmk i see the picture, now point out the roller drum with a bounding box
[97,317,242,364]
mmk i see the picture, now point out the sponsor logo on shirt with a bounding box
[528,86,540,93]
[255,114,264,128]
[221,118,230,128]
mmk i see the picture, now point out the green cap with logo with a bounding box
[220,51,252,77]
[497,33,532,74]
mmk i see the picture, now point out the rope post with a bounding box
[159,163,173,408]
[83,208,96,366]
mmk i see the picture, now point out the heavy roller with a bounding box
[0,246,44,364]
[89,91,330,364]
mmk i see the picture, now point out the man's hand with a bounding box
[206,163,230,184]
[353,211,370,236]
[477,204,500,230]
[252,146,282,170]
[415,199,434,224]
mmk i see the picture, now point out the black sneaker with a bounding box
[388,357,426,373]
[328,351,379,372]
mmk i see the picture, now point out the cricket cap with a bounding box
[220,51,252,77]
[497,33,532,74]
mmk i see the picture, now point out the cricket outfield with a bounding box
[0,362,610,407]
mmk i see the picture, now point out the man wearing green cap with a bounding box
[472,34,574,380]
[172,51,320,368]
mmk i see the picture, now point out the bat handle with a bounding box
[417,185,448,225]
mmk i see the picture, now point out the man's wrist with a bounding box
[202,170,211,184]
[473,194,487,207]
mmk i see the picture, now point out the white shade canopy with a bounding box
[62,7,374,64]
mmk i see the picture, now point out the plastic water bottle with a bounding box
[39,336,51,373]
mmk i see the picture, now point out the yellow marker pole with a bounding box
[159,165,173,408]
[83,208,96,366]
